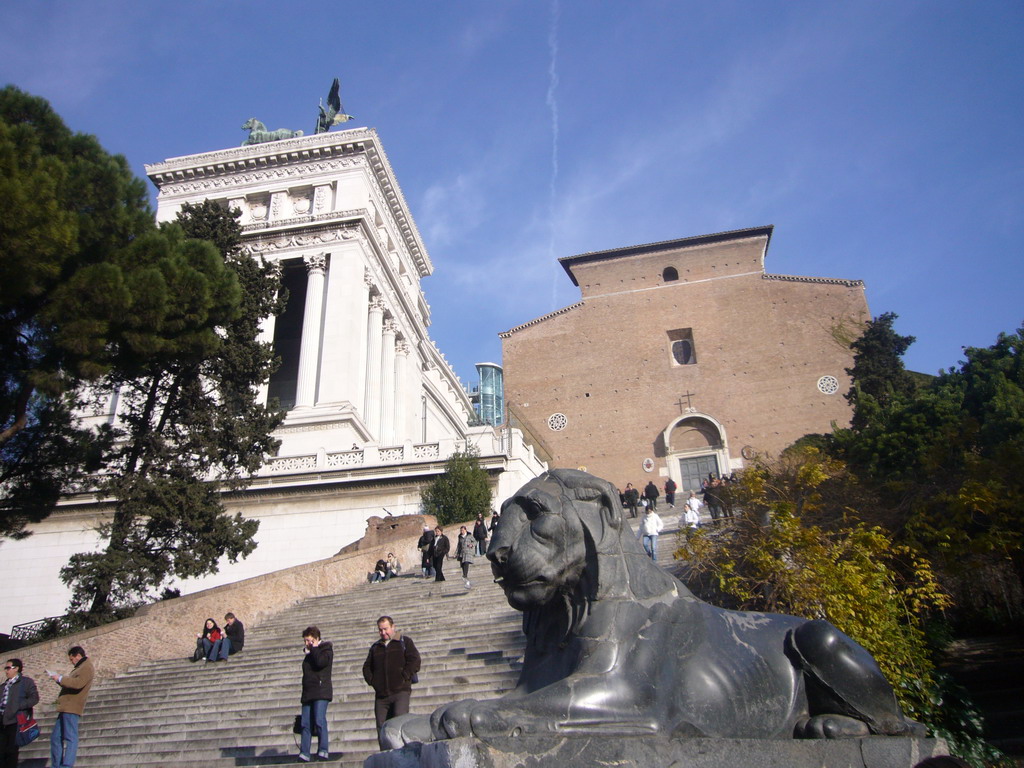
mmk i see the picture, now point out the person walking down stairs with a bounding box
[363,616,421,751]
[298,625,333,762]
[457,525,476,589]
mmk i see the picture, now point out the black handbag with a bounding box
[293,714,319,736]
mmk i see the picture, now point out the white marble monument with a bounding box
[0,129,545,634]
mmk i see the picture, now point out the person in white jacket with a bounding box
[638,507,664,561]
[684,491,702,529]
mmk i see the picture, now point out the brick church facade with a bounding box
[500,226,869,493]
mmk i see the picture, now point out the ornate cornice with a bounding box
[763,273,864,288]
[145,128,432,278]
[145,129,378,180]
[499,302,585,337]
[243,221,362,256]
[149,157,366,196]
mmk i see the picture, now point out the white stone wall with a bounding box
[0,130,547,635]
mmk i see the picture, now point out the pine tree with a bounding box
[1,86,152,536]
[844,312,917,430]
[421,447,493,527]
[60,204,285,623]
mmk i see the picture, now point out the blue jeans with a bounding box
[300,699,329,756]
[216,637,232,660]
[642,534,658,561]
[202,637,225,660]
[50,711,80,767]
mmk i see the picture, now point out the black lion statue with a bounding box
[385,469,923,747]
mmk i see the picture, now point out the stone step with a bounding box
[102,633,524,682]
[19,567,529,767]
[81,672,520,719]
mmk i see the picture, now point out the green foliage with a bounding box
[1,86,153,536]
[60,202,283,619]
[421,447,493,527]
[676,447,950,721]
[833,323,1024,628]
[1,394,111,539]
[844,312,918,430]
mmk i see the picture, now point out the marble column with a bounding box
[394,340,410,444]
[380,320,397,445]
[364,298,385,438]
[294,253,327,409]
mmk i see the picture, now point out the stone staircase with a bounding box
[18,569,524,767]
[18,518,687,768]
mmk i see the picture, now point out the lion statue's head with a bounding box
[488,469,679,616]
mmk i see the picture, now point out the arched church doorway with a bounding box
[663,414,730,493]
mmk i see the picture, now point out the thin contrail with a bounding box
[547,0,560,310]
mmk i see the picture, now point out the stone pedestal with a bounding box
[364,736,949,768]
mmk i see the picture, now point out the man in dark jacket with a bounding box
[623,483,640,518]
[299,626,333,762]
[362,615,421,750]
[212,612,245,661]
[2,658,39,768]
[472,513,489,556]
[643,480,660,511]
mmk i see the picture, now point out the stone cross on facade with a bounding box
[675,392,697,414]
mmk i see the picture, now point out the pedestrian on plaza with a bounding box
[1,658,39,768]
[643,480,660,512]
[702,477,720,521]
[362,616,421,751]
[298,625,333,762]
[48,646,94,768]
[623,483,640,518]
[431,526,450,582]
[472,513,489,556]
[664,478,677,508]
[488,510,500,533]
[684,491,702,528]
[705,477,725,521]
[638,506,664,561]
[417,525,435,579]
[456,525,476,589]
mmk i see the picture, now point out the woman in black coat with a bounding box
[299,626,333,761]
[431,526,450,582]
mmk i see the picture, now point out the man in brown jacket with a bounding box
[48,646,93,768]
[362,616,420,750]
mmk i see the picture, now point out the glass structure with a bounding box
[474,362,505,426]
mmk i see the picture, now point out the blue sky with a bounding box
[2,1,1021,385]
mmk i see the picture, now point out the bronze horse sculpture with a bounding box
[241,118,303,145]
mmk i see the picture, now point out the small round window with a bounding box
[817,375,839,395]
[663,266,679,282]
[547,413,568,431]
